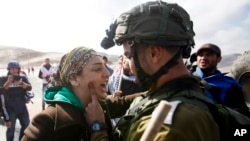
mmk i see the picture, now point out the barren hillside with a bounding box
[0,45,120,69]
[0,45,239,72]
[0,46,64,69]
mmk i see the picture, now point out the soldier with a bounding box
[101,1,220,141]
[230,50,250,104]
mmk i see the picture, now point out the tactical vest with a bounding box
[115,76,209,140]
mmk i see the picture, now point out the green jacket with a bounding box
[118,76,220,141]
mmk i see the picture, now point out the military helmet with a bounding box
[230,50,250,82]
[7,61,21,70]
[114,0,195,47]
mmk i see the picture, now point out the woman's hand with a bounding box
[85,82,105,125]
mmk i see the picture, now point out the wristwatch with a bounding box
[90,121,107,132]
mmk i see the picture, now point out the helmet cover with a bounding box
[230,50,250,82]
[114,1,195,47]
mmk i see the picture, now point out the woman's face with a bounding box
[76,56,110,100]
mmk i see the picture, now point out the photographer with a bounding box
[38,58,54,110]
[0,61,32,141]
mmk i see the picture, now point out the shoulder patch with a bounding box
[162,101,182,125]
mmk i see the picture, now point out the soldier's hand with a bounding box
[113,90,122,97]
[85,82,105,125]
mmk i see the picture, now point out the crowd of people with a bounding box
[0,0,250,141]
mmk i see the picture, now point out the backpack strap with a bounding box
[123,76,213,127]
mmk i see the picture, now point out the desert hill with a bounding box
[0,45,240,72]
[0,45,119,69]
[0,46,64,68]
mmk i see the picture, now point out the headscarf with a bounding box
[51,46,99,86]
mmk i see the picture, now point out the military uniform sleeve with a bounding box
[226,83,250,117]
[125,103,220,141]
[91,131,109,141]
[106,92,144,118]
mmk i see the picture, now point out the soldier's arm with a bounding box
[106,92,144,118]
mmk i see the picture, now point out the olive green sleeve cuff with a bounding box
[91,130,109,141]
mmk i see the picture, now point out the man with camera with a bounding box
[0,61,32,141]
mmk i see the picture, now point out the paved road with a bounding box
[0,70,44,141]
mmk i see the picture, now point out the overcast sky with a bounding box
[0,0,249,55]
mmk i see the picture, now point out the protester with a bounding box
[107,55,144,97]
[103,55,114,75]
[22,46,116,141]
[107,55,146,123]
[194,43,250,117]
[27,67,30,75]
[0,61,32,141]
[101,1,220,140]
[31,67,34,75]
[38,58,54,110]
[230,50,250,104]
[108,55,124,96]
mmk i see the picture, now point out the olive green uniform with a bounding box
[118,76,220,141]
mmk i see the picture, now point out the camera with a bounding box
[13,75,21,81]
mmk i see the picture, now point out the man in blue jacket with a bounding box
[0,61,32,141]
[194,43,250,117]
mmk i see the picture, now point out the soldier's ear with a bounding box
[148,46,163,64]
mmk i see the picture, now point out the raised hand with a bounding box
[85,82,105,125]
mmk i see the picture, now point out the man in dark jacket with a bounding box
[0,61,32,141]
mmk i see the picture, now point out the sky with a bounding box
[0,0,250,56]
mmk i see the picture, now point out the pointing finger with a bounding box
[88,82,98,103]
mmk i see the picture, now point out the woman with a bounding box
[21,47,113,141]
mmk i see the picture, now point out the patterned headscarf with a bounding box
[54,46,99,86]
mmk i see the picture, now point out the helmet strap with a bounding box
[132,44,181,89]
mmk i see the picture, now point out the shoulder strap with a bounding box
[127,77,206,119]
[192,72,212,89]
